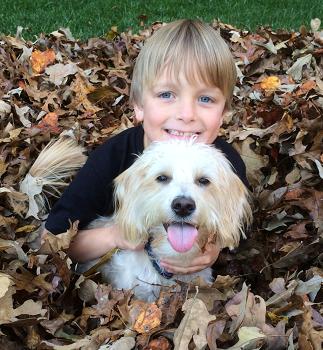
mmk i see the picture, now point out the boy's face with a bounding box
[134,69,227,147]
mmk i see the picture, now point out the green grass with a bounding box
[0,0,322,40]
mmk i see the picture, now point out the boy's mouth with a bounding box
[165,129,200,138]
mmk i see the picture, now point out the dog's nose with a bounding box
[171,196,196,217]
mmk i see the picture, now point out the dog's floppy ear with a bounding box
[112,156,150,244]
[215,170,252,249]
[202,148,252,249]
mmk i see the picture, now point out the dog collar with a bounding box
[144,239,174,279]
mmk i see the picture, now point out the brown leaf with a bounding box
[38,220,78,254]
[45,62,78,85]
[145,336,171,350]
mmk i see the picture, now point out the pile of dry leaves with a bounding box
[0,19,322,350]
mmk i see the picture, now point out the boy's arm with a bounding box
[41,225,143,263]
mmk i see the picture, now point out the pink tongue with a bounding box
[167,223,198,252]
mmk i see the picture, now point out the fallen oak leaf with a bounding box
[156,282,189,326]
[284,188,323,227]
[0,159,8,177]
[260,76,281,91]
[0,187,28,216]
[14,105,32,128]
[145,336,171,350]
[298,299,323,350]
[15,224,38,234]
[0,127,23,143]
[13,299,47,318]
[109,336,136,350]
[226,326,266,350]
[0,284,15,325]
[129,300,162,334]
[295,275,323,301]
[69,74,101,115]
[206,319,226,350]
[77,278,98,303]
[233,137,268,187]
[38,221,78,254]
[0,273,12,298]
[286,54,312,82]
[31,49,56,74]
[41,336,92,349]
[272,240,323,269]
[87,85,119,104]
[173,297,216,350]
[45,62,78,86]
[0,238,28,263]
[295,80,317,96]
[36,112,61,134]
[225,283,267,333]
[0,282,46,325]
[50,27,75,41]
[0,100,11,117]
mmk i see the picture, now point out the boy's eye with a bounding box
[158,91,173,99]
[199,96,213,103]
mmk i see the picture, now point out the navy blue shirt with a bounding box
[45,125,249,234]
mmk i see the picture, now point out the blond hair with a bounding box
[130,19,237,110]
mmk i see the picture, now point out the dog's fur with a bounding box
[78,140,252,302]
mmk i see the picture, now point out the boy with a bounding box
[44,19,249,275]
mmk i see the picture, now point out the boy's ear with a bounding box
[134,104,144,122]
[221,108,232,124]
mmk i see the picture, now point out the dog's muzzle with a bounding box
[171,196,196,217]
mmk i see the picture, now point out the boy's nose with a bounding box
[177,100,195,122]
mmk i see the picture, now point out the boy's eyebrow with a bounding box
[152,81,178,90]
[153,82,223,95]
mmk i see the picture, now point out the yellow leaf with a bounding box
[260,76,281,90]
[15,224,37,233]
[267,311,288,322]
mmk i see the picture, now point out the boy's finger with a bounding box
[161,249,219,267]
[161,263,207,275]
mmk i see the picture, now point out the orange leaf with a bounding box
[296,80,317,96]
[130,301,162,334]
[36,112,61,133]
[31,49,56,74]
[41,112,58,127]
[260,76,281,91]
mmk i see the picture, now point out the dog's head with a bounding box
[113,140,252,251]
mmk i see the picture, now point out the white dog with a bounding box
[78,140,252,302]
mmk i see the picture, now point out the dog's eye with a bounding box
[197,177,210,186]
[156,174,170,183]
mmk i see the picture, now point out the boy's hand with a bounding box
[160,238,221,274]
[112,224,145,251]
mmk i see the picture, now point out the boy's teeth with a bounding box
[168,130,196,136]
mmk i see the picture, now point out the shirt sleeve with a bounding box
[214,138,250,190]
